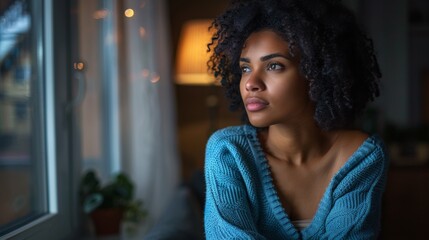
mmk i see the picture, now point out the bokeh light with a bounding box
[124,8,134,18]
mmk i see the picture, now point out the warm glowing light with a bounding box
[73,62,85,71]
[93,9,108,19]
[150,73,160,83]
[139,27,146,38]
[124,8,134,18]
[141,69,150,78]
[175,19,216,85]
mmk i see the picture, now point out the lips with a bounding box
[245,97,269,112]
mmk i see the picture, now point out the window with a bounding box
[0,0,74,238]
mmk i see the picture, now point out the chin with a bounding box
[248,118,270,128]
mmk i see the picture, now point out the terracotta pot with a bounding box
[90,208,124,236]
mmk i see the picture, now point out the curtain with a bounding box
[75,0,179,234]
[120,0,180,232]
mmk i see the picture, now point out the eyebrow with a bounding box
[240,53,292,63]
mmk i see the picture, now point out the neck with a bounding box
[262,122,337,166]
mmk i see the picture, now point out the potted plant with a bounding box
[79,170,147,236]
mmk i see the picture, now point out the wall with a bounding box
[361,0,410,127]
[167,0,240,180]
[409,0,429,125]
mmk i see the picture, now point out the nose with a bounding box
[245,72,265,92]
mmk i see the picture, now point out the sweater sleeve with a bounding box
[204,134,266,240]
[323,144,388,240]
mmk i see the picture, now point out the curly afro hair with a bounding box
[207,0,381,130]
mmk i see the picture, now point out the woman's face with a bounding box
[239,30,313,128]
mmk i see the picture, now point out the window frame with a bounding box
[1,0,77,239]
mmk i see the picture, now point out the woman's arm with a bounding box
[324,146,388,240]
[204,135,266,240]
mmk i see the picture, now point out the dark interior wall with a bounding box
[167,0,240,180]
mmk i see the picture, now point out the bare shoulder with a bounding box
[332,130,370,170]
[339,129,369,146]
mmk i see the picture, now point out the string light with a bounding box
[124,8,134,18]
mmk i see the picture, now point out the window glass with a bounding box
[0,0,47,234]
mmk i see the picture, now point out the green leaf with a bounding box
[83,193,103,213]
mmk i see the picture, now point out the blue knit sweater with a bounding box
[204,125,388,239]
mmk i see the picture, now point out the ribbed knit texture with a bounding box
[204,125,389,240]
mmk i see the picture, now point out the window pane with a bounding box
[0,0,47,234]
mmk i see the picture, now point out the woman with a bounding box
[204,0,388,239]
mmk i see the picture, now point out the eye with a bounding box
[240,65,251,73]
[267,63,284,71]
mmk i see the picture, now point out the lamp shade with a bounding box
[175,19,215,85]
